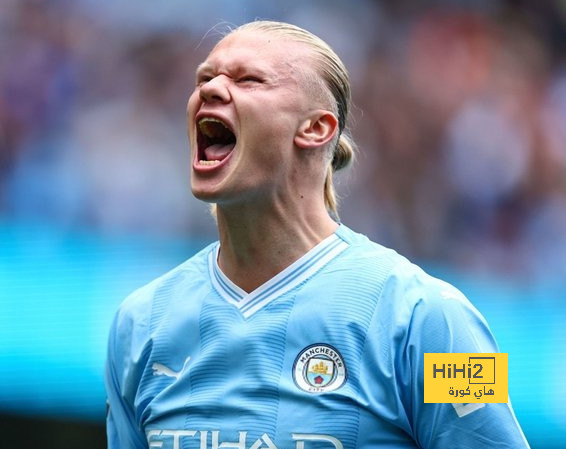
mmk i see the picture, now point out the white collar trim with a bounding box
[208,231,349,318]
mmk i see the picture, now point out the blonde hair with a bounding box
[233,21,356,218]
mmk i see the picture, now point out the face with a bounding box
[187,30,318,206]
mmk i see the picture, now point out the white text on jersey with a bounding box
[146,430,343,449]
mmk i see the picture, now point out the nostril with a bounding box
[199,76,231,103]
[200,89,225,103]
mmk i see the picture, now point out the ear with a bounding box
[294,110,339,149]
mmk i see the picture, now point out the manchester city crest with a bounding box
[293,344,347,393]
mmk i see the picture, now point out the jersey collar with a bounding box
[208,229,349,318]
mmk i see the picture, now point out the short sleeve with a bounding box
[403,276,530,449]
[105,310,148,449]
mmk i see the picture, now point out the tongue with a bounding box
[204,143,235,162]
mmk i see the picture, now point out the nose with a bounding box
[199,74,231,103]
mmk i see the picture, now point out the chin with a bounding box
[191,186,220,203]
[190,181,233,204]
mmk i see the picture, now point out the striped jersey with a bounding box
[105,224,530,448]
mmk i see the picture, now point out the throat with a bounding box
[215,204,340,293]
[217,231,328,294]
[218,249,294,294]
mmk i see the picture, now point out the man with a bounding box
[105,20,530,448]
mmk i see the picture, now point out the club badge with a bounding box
[293,344,347,393]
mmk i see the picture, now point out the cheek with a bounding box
[186,92,200,141]
[187,90,200,119]
[244,104,296,142]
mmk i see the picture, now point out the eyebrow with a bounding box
[195,62,212,76]
[195,61,276,83]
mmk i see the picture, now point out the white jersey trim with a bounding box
[208,230,349,318]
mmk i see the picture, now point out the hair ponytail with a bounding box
[324,133,356,218]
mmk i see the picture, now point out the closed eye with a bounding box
[237,75,263,84]
[196,75,213,86]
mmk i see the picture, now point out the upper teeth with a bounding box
[198,117,229,137]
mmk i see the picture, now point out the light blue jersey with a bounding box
[105,225,529,448]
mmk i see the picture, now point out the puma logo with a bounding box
[152,356,191,380]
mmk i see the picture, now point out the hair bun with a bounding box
[332,134,356,172]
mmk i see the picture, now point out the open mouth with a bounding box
[197,117,236,166]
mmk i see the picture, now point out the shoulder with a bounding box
[380,252,496,354]
[383,255,471,312]
[106,241,217,387]
[339,225,492,348]
[112,241,217,333]
[334,224,403,283]
[336,225,460,301]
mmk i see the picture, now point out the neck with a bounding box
[214,199,338,293]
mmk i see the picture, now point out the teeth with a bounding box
[199,159,221,165]
[198,117,229,137]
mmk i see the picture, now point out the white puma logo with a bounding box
[152,356,191,380]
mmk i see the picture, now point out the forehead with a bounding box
[199,30,312,75]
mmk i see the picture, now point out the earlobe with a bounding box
[294,111,339,149]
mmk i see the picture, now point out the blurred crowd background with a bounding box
[3,0,566,280]
[1,0,565,448]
